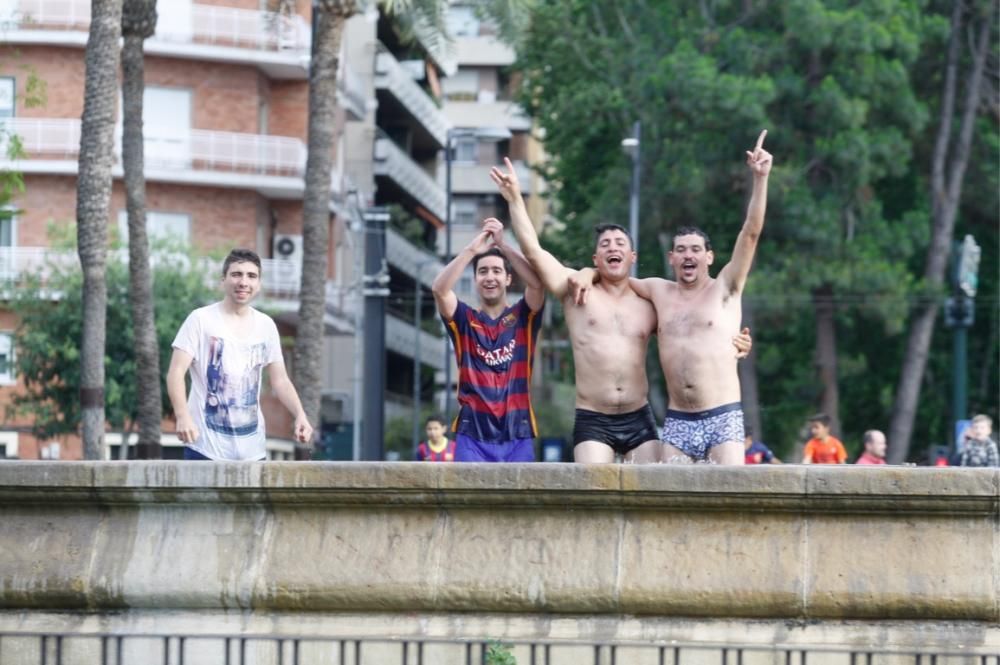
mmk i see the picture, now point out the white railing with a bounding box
[373,133,446,222]
[0,246,76,282]
[336,57,368,121]
[0,118,308,177]
[258,258,352,309]
[375,44,451,147]
[0,117,79,157]
[3,1,310,54]
[1,0,89,30]
[0,249,351,310]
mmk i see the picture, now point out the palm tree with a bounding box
[76,0,123,460]
[121,0,160,459]
[287,0,522,456]
[292,0,361,459]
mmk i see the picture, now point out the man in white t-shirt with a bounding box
[166,249,313,460]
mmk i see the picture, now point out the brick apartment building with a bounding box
[0,0,525,460]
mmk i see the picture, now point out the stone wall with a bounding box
[0,462,997,662]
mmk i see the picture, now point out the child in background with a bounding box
[416,415,456,462]
[959,414,998,468]
[801,413,847,464]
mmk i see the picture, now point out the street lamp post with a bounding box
[622,121,641,277]
[442,125,512,422]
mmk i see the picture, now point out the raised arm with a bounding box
[491,157,571,299]
[431,228,493,320]
[485,217,545,312]
[720,130,772,295]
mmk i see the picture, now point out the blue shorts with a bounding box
[454,434,536,462]
[183,447,213,460]
[661,402,744,461]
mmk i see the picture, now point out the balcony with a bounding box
[374,43,451,148]
[336,57,369,122]
[1,1,312,79]
[385,227,442,288]
[0,248,353,323]
[386,313,445,372]
[373,133,446,223]
[0,117,324,199]
[448,159,532,196]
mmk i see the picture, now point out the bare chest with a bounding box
[565,292,655,343]
[657,287,736,339]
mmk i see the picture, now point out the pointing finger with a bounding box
[504,156,515,173]
[754,129,767,152]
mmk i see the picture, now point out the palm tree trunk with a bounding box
[122,1,161,458]
[76,0,123,460]
[294,3,356,455]
[887,2,993,464]
[813,285,841,438]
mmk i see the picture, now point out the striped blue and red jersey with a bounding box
[443,298,543,443]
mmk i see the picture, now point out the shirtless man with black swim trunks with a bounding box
[490,160,751,463]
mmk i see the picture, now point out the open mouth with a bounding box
[607,256,623,266]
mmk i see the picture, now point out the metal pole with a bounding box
[952,299,969,436]
[443,130,453,423]
[412,264,423,454]
[628,120,641,277]
[351,213,364,461]
[362,209,389,461]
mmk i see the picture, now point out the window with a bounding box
[442,70,479,102]
[446,6,479,37]
[452,199,477,227]
[0,213,14,280]
[0,431,18,459]
[118,210,191,247]
[454,137,477,164]
[0,77,14,119]
[0,332,14,385]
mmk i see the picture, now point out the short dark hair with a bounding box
[809,413,831,427]
[594,223,633,250]
[472,247,511,275]
[425,414,446,427]
[672,226,712,251]
[223,248,262,277]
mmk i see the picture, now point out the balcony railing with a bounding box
[372,133,446,223]
[387,313,445,372]
[374,43,451,147]
[385,227,442,288]
[1,118,308,179]
[0,248,350,311]
[3,1,311,54]
[337,57,368,122]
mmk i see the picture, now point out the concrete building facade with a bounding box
[0,0,460,460]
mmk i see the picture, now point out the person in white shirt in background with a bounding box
[166,248,312,460]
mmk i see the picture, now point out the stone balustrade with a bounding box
[0,461,996,659]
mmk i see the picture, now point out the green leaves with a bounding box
[7,238,215,441]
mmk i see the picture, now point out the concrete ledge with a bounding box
[0,462,997,625]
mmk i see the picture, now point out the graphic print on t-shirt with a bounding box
[204,336,268,436]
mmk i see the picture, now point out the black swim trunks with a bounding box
[572,403,660,455]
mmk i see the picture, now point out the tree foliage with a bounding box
[7,233,215,441]
[515,0,995,458]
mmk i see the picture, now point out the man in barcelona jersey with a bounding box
[432,217,545,462]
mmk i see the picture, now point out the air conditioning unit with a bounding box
[272,234,303,287]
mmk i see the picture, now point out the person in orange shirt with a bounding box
[801,413,847,464]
